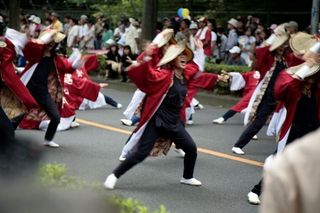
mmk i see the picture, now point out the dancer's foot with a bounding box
[174,148,185,158]
[180,177,202,186]
[252,135,258,140]
[232,147,245,155]
[120,119,133,126]
[212,117,225,124]
[104,174,118,190]
[247,192,260,205]
[44,140,60,148]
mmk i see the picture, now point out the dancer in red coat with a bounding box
[104,42,221,190]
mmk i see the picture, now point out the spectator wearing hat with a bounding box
[50,12,63,32]
[78,14,89,49]
[196,17,212,58]
[226,46,246,66]
[225,18,239,55]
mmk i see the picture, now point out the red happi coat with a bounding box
[230,71,259,112]
[19,41,75,129]
[270,71,320,152]
[61,55,101,118]
[0,36,38,119]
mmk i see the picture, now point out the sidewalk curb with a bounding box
[92,76,240,108]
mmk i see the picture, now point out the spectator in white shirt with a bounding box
[67,18,79,48]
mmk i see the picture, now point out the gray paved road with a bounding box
[16,87,276,213]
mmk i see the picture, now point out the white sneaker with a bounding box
[212,117,225,124]
[252,135,258,140]
[44,140,60,148]
[232,147,245,155]
[180,177,202,186]
[70,121,80,128]
[119,154,126,162]
[195,104,204,110]
[120,119,133,126]
[186,120,194,125]
[116,103,123,109]
[104,174,118,190]
[174,148,185,157]
[247,192,260,205]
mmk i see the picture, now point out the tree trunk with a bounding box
[9,0,20,30]
[141,0,158,41]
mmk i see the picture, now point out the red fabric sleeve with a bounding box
[274,71,301,104]
[74,77,100,101]
[127,60,172,94]
[23,41,45,64]
[1,46,39,110]
[55,56,74,74]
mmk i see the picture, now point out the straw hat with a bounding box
[227,18,238,28]
[289,32,317,55]
[33,17,41,25]
[268,33,289,51]
[39,29,65,43]
[287,42,320,79]
[157,42,193,67]
[152,28,175,48]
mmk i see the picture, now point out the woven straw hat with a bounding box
[287,63,320,78]
[152,29,175,48]
[39,29,65,43]
[157,42,193,67]
[268,33,289,51]
[289,32,317,55]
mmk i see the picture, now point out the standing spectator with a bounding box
[67,18,79,48]
[44,18,52,28]
[196,17,212,58]
[162,17,171,30]
[225,18,239,55]
[214,26,227,63]
[83,19,95,50]
[101,23,113,48]
[125,18,139,55]
[94,15,104,49]
[255,29,266,47]
[238,27,256,66]
[63,16,71,34]
[32,17,42,39]
[175,19,191,43]
[50,12,63,32]
[226,46,246,66]
[208,22,217,59]
[78,14,89,49]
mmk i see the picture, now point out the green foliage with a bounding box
[39,163,170,213]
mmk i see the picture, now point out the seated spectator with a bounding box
[105,40,121,79]
[226,46,246,66]
[119,45,136,82]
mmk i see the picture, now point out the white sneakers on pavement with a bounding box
[104,174,118,190]
[174,148,185,157]
[247,192,261,205]
[70,121,80,128]
[117,103,123,109]
[186,120,194,125]
[212,117,225,124]
[120,119,133,126]
[252,135,258,140]
[232,147,245,155]
[44,140,60,148]
[180,177,202,186]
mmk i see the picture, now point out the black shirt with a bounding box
[154,75,187,130]
[27,56,55,97]
[264,60,287,105]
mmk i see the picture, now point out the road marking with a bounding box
[77,118,263,167]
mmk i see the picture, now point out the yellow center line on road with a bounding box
[76,118,263,167]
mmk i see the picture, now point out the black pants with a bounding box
[222,109,237,121]
[104,95,118,108]
[113,119,198,179]
[33,93,60,141]
[234,99,275,149]
[0,107,14,153]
